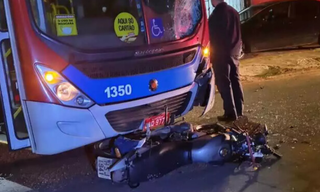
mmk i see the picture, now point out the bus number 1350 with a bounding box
[104,85,132,98]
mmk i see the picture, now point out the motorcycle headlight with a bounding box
[36,64,94,108]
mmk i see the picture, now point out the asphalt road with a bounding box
[1,71,320,192]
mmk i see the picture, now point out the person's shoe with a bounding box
[236,114,248,122]
[217,114,237,122]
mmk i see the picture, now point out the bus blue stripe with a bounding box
[62,59,199,105]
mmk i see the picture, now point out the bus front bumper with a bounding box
[25,70,215,155]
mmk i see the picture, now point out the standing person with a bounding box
[209,0,244,122]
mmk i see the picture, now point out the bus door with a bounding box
[0,0,31,150]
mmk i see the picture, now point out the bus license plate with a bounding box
[97,156,114,180]
[144,113,170,131]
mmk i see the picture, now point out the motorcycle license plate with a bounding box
[144,113,170,131]
[97,156,115,180]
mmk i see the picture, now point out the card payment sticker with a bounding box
[114,12,139,43]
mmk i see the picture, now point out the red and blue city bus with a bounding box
[0,0,214,159]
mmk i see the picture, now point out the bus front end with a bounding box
[8,0,215,155]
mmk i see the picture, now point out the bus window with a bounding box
[0,0,7,135]
[143,0,202,43]
[28,0,202,50]
[29,0,147,50]
[30,0,41,28]
[0,0,7,30]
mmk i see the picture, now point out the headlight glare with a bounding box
[56,82,79,102]
[203,47,209,58]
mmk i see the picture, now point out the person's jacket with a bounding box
[208,2,242,60]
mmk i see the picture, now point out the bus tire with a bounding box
[128,182,140,189]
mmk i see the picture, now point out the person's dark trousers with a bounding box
[213,55,244,117]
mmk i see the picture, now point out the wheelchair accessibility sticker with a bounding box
[150,18,164,38]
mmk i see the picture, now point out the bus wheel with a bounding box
[128,182,140,189]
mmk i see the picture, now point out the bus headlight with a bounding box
[56,82,78,102]
[35,64,94,108]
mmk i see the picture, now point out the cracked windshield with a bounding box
[1,0,320,192]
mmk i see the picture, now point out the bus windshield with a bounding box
[29,0,202,50]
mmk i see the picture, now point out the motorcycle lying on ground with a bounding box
[85,117,282,188]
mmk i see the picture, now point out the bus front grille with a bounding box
[106,92,191,133]
[72,48,197,79]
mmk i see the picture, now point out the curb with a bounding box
[0,178,34,192]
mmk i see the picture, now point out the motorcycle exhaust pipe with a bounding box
[127,134,232,184]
